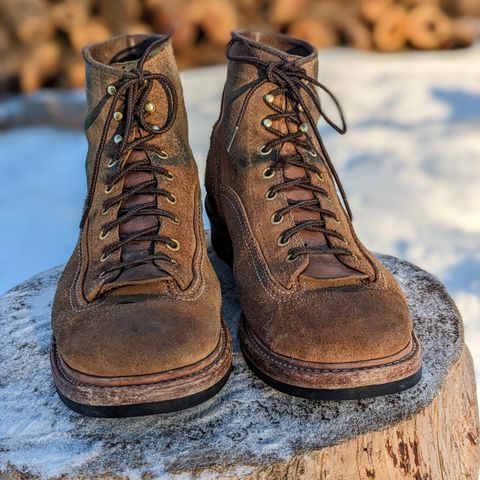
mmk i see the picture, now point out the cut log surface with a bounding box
[0,248,479,479]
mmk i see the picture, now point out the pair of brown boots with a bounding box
[51,31,422,417]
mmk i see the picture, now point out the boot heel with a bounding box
[205,195,234,267]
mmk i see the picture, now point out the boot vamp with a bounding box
[248,286,413,364]
[57,296,221,377]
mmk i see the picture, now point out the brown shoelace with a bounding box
[227,39,354,261]
[80,38,180,277]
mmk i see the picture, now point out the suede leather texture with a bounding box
[52,34,223,378]
[206,31,415,364]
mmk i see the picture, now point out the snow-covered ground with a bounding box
[0,46,479,389]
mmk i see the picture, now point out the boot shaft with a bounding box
[82,35,192,188]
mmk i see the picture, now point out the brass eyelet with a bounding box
[99,229,109,240]
[309,149,318,157]
[332,216,340,224]
[105,184,114,194]
[265,189,277,201]
[169,258,178,265]
[262,118,273,128]
[101,207,111,216]
[262,168,274,179]
[107,158,118,168]
[350,254,359,260]
[113,111,123,121]
[99,270,109,279]
[324,195,333,203]
[260,145,272,156]
[277,235,291,247]
[100,252,111,262]
[264,94,275,105]
[341,238,349,245]
[107,85,116,95]
[167,193,177,204]
[167,238,180,251]
[286,253,298,262]
[170,216,180,225]
[165,171,174,180]
[271,213,284,225]
[315,172,324,182]
[158,150,168,159]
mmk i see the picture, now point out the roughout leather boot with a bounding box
[205,31,422,400]
[51,34,232,417]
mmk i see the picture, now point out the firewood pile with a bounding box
[0,0,478,95]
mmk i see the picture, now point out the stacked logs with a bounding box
[0,0,478,95]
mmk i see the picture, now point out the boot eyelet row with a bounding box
[265,189,277,201]
[262,168,274,179]
[167,238,180,251]
[277,235,291,247]
[100,252,111,262]
[271,213,284,225]
[260,145,272,156]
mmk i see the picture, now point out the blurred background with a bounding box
[0,0,479,390]
[0,0,479,93]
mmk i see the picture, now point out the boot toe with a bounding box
[58,298,221,378]
[260,288,413,364]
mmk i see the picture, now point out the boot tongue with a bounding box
[250,50,363,280]
[107,45,170,284]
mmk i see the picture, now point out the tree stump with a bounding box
[0,244,479,479]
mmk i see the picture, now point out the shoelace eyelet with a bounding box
[165,171,174,180]
[99,270,110,279]
[99,229,109,240]
[170,216,180,225]
[271,213,284,225]
[262,168,274,179]
[265,189,277,201]
[107,158,118,168]
[277,235,291,247]
[167,193,177,204]
[105,184,114,194]
[113,111,123,121]
[107,85,116,95]
[167,238,180,251]
[341,238,349,245]
[286,253,298,262]
[264,94,275,105]
[309,149,318,158]
[158,150,168,159]
[101,206,111,216]
[100,252,111,262]
[260,145,272,156]
[262,118,273,128]
[315,172,324,182]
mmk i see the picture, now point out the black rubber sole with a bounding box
[242,346,422,400]
[56,366,232,418]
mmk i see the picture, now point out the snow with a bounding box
[0,44,479,428]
